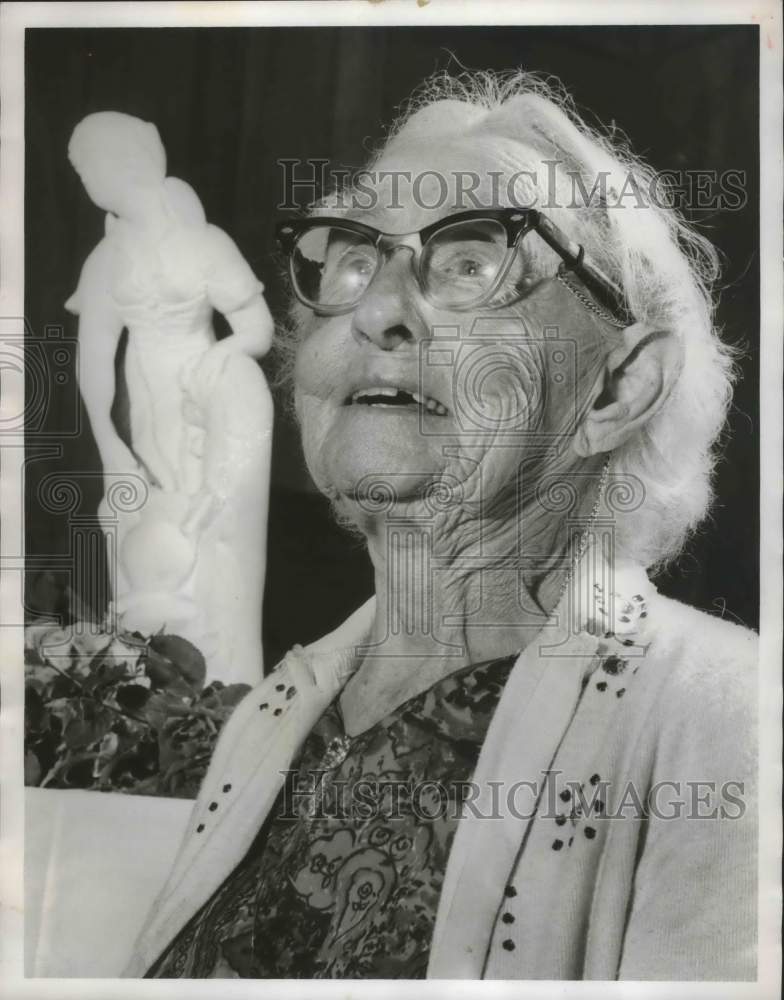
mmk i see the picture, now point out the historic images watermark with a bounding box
[277,768,747,823]
[277,159,748,213]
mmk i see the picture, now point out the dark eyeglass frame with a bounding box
[275,207,632,325]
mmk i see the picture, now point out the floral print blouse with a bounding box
[146,653,517,979]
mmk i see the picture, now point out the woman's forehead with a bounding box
[346,138,544,233]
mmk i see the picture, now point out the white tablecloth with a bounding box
[25,787,191,977]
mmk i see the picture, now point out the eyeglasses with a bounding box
[275,208,631,325]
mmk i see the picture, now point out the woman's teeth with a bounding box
[350,387,448,415]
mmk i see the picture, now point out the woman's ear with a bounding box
[573,323,684,457]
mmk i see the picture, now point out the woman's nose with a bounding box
[350,249,426,350]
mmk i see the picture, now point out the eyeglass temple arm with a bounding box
[530,211,632,323]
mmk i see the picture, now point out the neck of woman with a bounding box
[338,452,607,735]
[120,184,174,236]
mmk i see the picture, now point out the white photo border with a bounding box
[1,2,781,998]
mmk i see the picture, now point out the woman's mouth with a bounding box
[346,386,449,416]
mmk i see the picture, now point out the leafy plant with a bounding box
[24,621,250,798]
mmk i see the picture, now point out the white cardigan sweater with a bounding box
[124,545,758,980]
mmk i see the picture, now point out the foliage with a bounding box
[24,621,249,798]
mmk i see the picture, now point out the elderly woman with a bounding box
[125,71,757,980]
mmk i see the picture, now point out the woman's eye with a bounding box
[326,248,375,277]
[437,253,490,276]
[427,244,501,284]
[319,245,376,303]
[456,258,482,277]
[343,253,374,274]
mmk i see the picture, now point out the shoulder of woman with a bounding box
[80,234,116,273]
[163,176,206,225]
[198,224,263,305]
[647,592,758,681]
[65,236,118,313]
[639,594,757,771]
[201,223,247,262]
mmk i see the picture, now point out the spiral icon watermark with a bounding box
[535,474,582,515]
[604,472,646,513]
[422,475,464,515]
[353,475,400,515]
[36,473,83,516]
[103,475,150,517]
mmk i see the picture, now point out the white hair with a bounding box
[280,70,738,571]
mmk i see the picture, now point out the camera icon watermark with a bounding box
[418,318,579,445]
[0,318,81,439]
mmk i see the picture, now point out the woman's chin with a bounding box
[317,440,443,510]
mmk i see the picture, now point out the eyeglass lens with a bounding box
[290,218,517,310]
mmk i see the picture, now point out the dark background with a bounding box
[24,25,760,666]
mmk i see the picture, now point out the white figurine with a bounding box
[66,111,273,686]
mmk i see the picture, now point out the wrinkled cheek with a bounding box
[292,331,347,476]
[293,324,345,399]
[436,354,543,508]
[295,393,332,487]
[292,344,318,405]
[538,337,606,437]
[450,345,544,437]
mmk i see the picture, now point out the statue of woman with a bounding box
[66,111,273,685]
